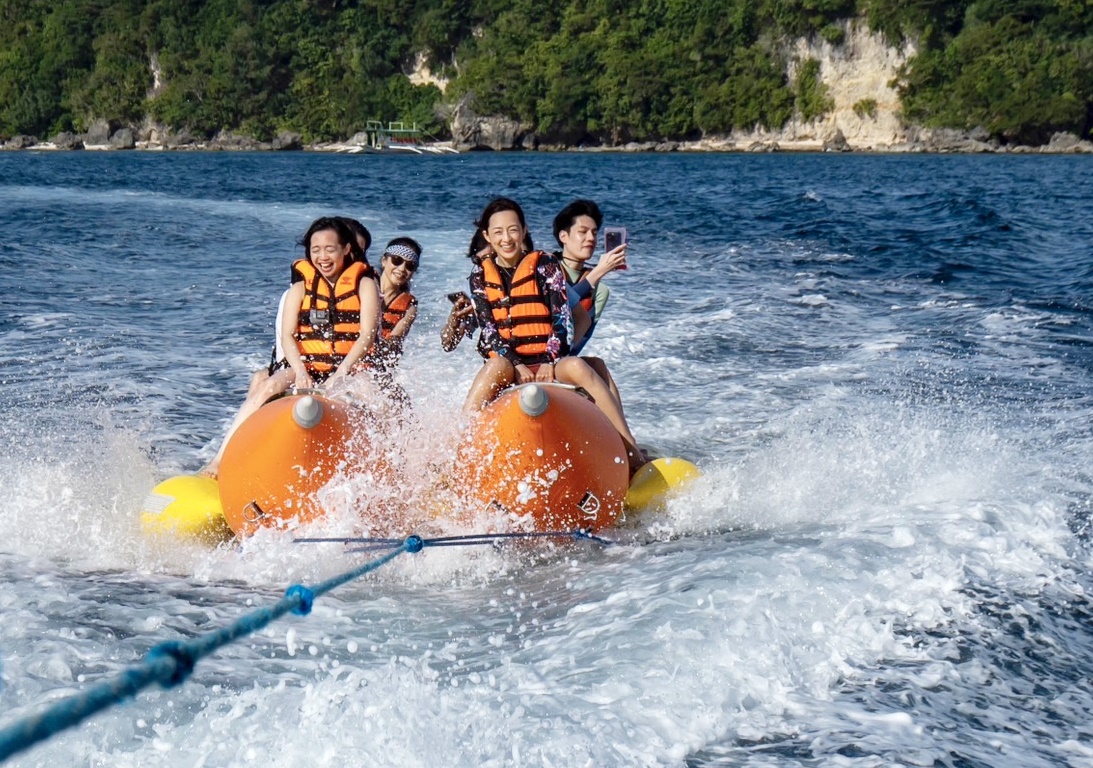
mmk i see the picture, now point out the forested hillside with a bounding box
[0,0,1089,146]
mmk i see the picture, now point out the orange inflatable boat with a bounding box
[218,392,366,537]
[140,385,700,543]
[454,383,631,532]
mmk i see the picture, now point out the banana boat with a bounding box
[140,386,699,544]
[454,383,631,531]
[141,392,362,543]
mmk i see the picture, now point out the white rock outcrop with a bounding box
[729,19,916,151]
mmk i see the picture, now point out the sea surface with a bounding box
[1,150,1092,767]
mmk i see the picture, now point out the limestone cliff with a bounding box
[730,19,916,151]
[448,18,922,152]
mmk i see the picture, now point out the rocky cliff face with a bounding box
[447,93,534,152]
[736,22,1091,153]
[733,19,916,151]
[449,18,920,152]
[7,19,1088,154]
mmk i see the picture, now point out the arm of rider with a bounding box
[441,298,473,351]
[585,243,628,287]
[280,282,313,390]
[454,295,475,322]
[470,267,520,363]
[388,301,418,341]
[571,303,592,350]
[381,300,418,359]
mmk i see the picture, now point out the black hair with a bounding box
[300,216,356,259]
[475,197,526,231]
[552,199,603,245]
[467,230,489,259]
[473,197,534,255]
[338,217,372,261]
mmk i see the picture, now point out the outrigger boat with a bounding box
[140,383,700,544]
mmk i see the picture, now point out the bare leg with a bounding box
[462,357,515,413]
[554,356,645,474]
[582,355,622,405]
[200,367,295,478]
[246,368,270,398]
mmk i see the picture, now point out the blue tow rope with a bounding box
[0,529,608,763]
[295,528,615,552]
[0,536,420,763]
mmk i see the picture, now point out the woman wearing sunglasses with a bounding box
[365,237,421,374]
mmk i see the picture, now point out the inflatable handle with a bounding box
[518,384,549,417]
[292,395,324,429]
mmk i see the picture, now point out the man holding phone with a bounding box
[550,199,630,408]
[552,199,628,355]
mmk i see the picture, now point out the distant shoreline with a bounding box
[4,132,1092,155]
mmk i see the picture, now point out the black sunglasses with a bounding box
[386,254,418,272]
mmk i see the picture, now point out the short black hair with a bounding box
[552,199,603,245]
[338,217,372,256]
[300,217,356,257]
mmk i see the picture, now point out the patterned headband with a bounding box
[384,244,419,263]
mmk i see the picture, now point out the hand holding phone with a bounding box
[603,226,629,270]
[447,291,478,332]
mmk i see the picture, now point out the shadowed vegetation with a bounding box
[0,0,1088,145]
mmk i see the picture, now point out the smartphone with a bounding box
[448,291,478,332]
[603,226,628,252]
[603,226,629,270]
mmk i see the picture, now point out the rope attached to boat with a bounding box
[0,528,607,763]
[294,528,615,552]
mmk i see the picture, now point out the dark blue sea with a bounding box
[1,151,1092,766]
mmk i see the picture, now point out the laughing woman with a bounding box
[462,197,645,473]
[201,217,380,478]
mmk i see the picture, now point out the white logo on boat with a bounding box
[577,490,600,519]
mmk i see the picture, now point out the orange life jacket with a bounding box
[363,290,416,372]
[292,259,373,377]
[290,256,373,284]
[380,290,415,340]
[481,251,554,360]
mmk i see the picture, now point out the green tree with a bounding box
[793,57,833,122]
[70,25,151,128]
[0,0,1089,145]
[0,1,96,135]
[694,45,795,133]
[899,12,1093,143]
